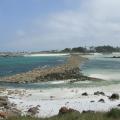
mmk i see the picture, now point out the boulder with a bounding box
[117,104,120,107]
[59,107,79,115]
[82,92,88,96]
[0,112,8,119]
[98,99,105,103]
[109,93,119,100]
[28,106,40,115]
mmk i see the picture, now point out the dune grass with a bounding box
[6,108,120,120]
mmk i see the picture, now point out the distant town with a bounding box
[0,45,120,57]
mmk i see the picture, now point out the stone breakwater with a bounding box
[0,55,99,83]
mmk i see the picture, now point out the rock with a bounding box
[90,100,95,103]
[59,107,79,115]
[0,96,21,118]
[59,107,69,114]
[68,108,79,113]
[117,104,120,107]
[82,92,88,96]
[0,96,9,108]
[109,93,119,100]
[94,91,99,95]
[28,106,40,115]
[50,96,55,99]
[94,91,105,96]
[0,112,8,119]
[98,99,105,103]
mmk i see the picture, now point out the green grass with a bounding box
[6,108,120,120]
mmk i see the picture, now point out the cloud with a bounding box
[7,0,120,50]
[37,0,120,47]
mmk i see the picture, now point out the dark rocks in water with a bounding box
[109,93,119,100]
[112,56,120,58]
[59,107,79,115]
[90,100,95,103]
[94,91,105,96]
[98,99,105,103]
[82,110,95,113]
[82,92,88,96]
[36,67,83,81]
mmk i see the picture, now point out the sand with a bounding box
[2,82,120,118]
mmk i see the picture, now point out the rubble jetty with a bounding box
[0,54,99,83]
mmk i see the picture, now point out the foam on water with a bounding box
[82,53,120,81]
[89,73,120,81]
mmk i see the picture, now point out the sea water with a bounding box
[0,56,66,77]
[81,53,120,81]
[0,53,120,89]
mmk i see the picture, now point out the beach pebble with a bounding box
[82,92,88,96]
[98,99,105,103]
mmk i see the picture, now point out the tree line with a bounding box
[61,46,120,53]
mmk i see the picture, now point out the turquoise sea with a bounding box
[0,53,120,89]
[0,56,66,77]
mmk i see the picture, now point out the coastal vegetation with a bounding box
[0,46,120,57]
[61,45,120,53]
[5,108,120,120]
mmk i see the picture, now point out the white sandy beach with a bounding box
[2,82,120,118]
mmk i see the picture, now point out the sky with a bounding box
[0,0,120,51]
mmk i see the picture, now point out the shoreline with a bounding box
[0,54,120,118]
[0,54,99,83]
[0,84,120,118]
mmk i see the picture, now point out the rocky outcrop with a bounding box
[0,96,21,119]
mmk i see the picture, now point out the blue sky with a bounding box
[0,0,120,51]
